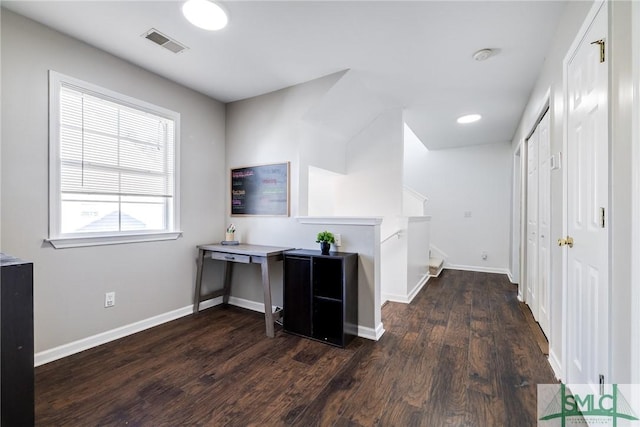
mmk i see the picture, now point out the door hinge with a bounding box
[591,39,605,63]
[600,207,605,228]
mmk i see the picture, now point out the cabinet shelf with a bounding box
[283,250,358,348]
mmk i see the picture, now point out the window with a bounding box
[48,71,181,248]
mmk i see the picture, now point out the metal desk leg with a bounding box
[222,261,233,305]
[193,248,205,314]
[260,258,275,337]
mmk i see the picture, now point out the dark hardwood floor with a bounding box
[35,270,556,426]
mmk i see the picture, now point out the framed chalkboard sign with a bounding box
[231,162,290,216]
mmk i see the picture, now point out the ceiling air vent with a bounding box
[143,28,188,54]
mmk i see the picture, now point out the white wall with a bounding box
[509,0,595,379]
[404,142,512,272]
[608,0,633,384]
[224,74,387,336]
[334,108,404,238]
[402,123,429,216]
[380,230,406,303]
[381,216,430,304]
[308,166,343,216]
[0,10,226,354]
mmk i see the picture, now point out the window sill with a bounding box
[45,231,183,249]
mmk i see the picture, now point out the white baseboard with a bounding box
[383,274,430,304]
[35,295,377,366]
[226,296,275,314]
[34,296,273,367]
[444,263,511,276]
[506,270,518,284]
[548,348,563,381]
[382,292,410,304]
[359,322,385,341]
[35,298,217,367]
[407,274,429,302]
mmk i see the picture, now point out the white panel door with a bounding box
[526,128,539,320]
[537,111,551,338]
[565,3,609,386]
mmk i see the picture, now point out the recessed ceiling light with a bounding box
[457,114,482,124]
[472,48,494,61]
[182,0,228,31]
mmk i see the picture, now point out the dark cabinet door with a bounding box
[283,256,312,337]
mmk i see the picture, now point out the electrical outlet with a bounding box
[464,211,472,218]
[334,233,342,247]
[105,291,115,308]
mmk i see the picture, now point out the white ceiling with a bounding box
[2,0,567,149]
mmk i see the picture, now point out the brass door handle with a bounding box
[557,236,574,248]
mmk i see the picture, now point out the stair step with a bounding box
[429,257,444,277]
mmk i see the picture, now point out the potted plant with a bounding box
[316,231,335,255]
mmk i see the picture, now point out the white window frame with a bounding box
[47,71,181,248]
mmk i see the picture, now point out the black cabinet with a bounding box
[283,250,357,347]
[1,253,34,426]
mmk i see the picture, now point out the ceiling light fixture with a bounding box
[472,48,494,61]
[457,114,482,124]
[182,0,228,31]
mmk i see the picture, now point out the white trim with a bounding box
[296,216,383,226]
[518,140,527,295]
[48,70,181,246]
[443,264,511,276]
[34,296,266,366]
[407,274,429,301]
[548,348,563,382]
[506,270,518,284]
[35,295,377,366]
[223,296,278,314]
[382,293,408,304]
[358,322,385,341]
[35,298,218,366]
[45,231,182,249]
[382,274,429,304]
[631,0,640,385]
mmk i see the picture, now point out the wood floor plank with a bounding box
[35,269,557,427]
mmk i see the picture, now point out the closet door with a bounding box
[537,112,551,337]
[525,109,551,339]
[526,127,540,320]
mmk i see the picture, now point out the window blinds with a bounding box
[59,85,175,199]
